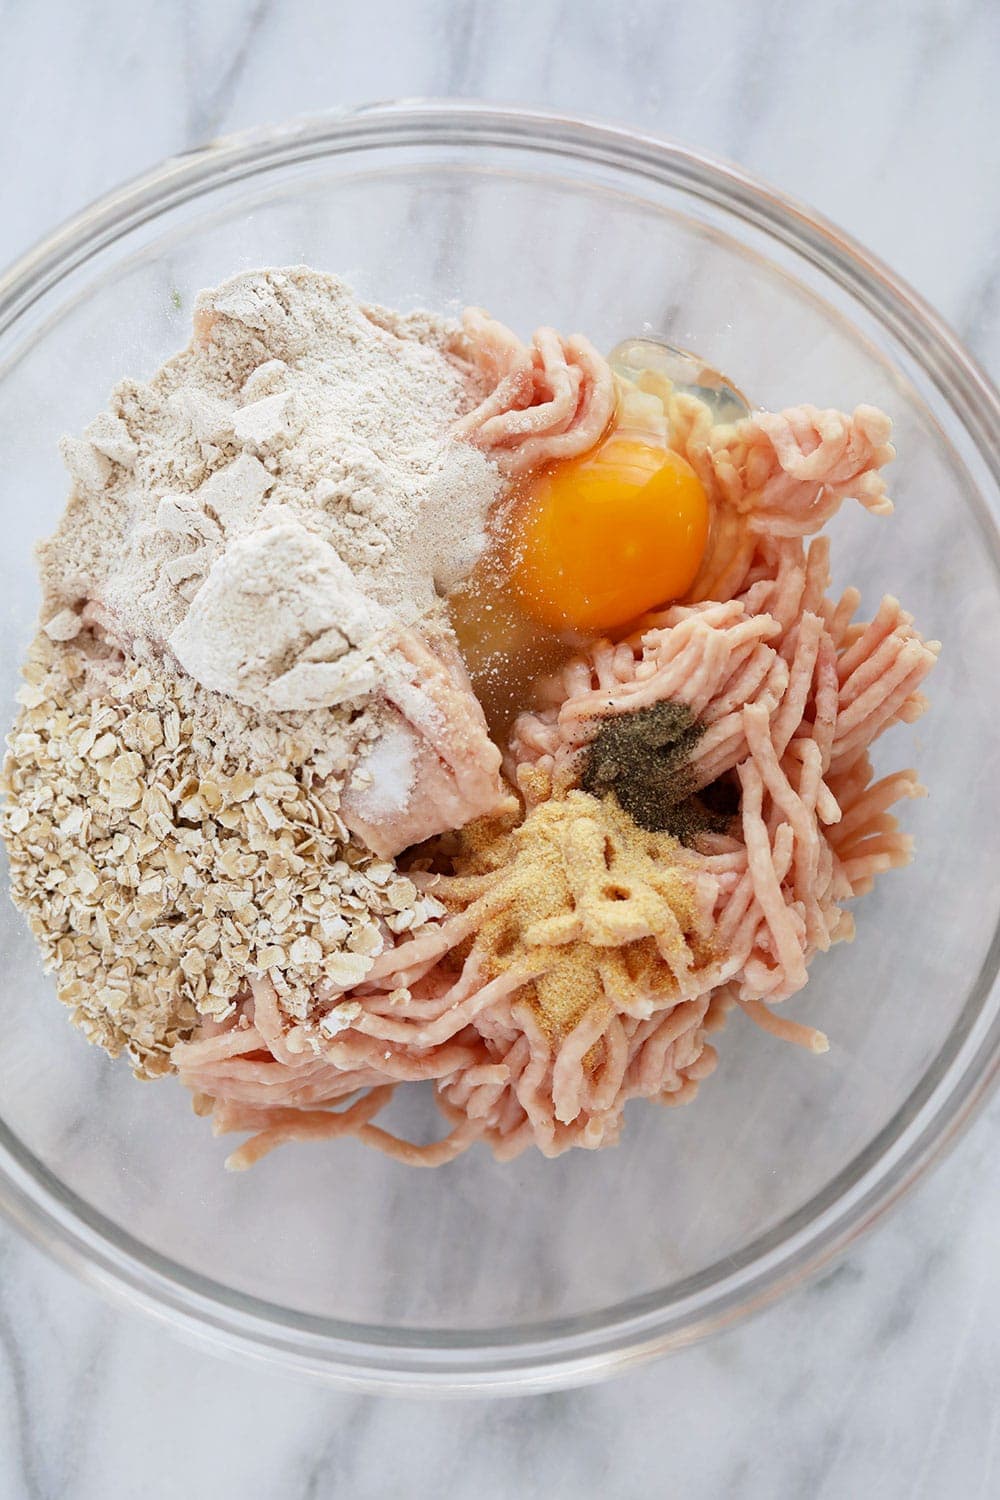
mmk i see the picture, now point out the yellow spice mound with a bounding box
[439,786,716,1044]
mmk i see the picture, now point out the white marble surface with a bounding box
[1,1,999,1495]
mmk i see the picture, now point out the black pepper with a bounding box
[580,700,736,843]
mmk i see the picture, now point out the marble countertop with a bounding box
[1,1,998,1496]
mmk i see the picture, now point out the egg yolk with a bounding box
[505,432,710,632]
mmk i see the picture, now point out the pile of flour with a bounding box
[39,267,500,770]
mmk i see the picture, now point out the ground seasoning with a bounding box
[580,700,734,843]
[442,789,708,1050]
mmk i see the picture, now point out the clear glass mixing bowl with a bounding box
[1,103,998,1395]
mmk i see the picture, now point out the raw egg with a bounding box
[505,427,710,632]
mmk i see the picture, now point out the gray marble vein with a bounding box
[0,1,998,1497]
[181,0,278,143]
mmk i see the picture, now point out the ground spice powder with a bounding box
[580,700,732,843]
[443,789,709,1050]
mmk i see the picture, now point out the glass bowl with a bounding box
[1,102,998,1395]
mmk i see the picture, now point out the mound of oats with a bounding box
[0,633,442,1077]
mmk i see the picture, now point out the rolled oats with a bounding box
[0,633,438,1077]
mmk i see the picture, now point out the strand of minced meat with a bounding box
[451,308,616,475]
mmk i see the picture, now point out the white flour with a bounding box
[39,268,500,775]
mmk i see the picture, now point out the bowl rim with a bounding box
[1,99,998,1395]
